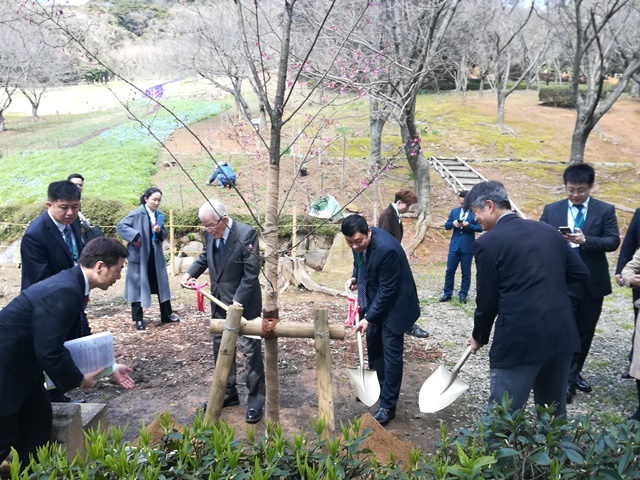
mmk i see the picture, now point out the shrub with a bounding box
[539,85,612,108]
[0,203,47,242]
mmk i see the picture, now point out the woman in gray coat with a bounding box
[116,187,180,330]
[621,248,640,421]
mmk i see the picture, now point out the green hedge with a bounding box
[539,85,612,108]
[0,203,340,243]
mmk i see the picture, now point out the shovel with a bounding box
[346,331,380,407]
[419,346,472,413]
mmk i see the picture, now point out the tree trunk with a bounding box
[0,112,5,133]
[369,97,388,173]
[497,91,506,128]
[399,104,431,255]
[631,79,640,98]
[569,121,591,164]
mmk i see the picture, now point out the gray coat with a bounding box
[116,205,170,307]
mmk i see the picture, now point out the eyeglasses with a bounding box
[566,187,590,196]
[200,218,224,231]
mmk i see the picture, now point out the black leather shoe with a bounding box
[50,393,72,403]
[439,295,452,302]
[575,375,592,393]
[223,394,240,408]
[459,296,467,304]
[161,313,180,324]
[622,370,632,379]
[136,320,146,331]
[373,407,396,426]
[246,408,263,424]
[566,385,575,404]
[407,324,429,338]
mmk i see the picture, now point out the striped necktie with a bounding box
[63,226,77,260]
[357,252,368,312]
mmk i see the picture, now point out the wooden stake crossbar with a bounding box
[188,285,345,438]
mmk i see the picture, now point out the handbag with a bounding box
[82,225,105,243]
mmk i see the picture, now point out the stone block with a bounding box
[51,403,108,462]
[322,233,354,274]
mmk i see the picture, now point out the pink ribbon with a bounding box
[196,282,209,312]
[345,294,359,326]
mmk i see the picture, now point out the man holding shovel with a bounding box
[464,181,588,418]
[181,199,265,424]
[342,215,420,426]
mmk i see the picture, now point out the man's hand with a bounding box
[79,368,104,389]
[181,274,196,287]
[453,220,461,228]
[565,228,586,245]
[467,336,483,354]
[354,318,369,334]
[615,274,623,287]
[112,365,135,389]
[132,239,141,248]
[345,277,357,291]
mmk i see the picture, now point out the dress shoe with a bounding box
[566,385,575,404]
[373,407,396,426]
[622,370,632,379]
[439,295,452,302]
[246,408,263,424]
[459,296,467,304]
[136,320,146,331]
[223,393,240,408]
[161,313,180,324]
[407,324,430,338]
[575,375,592,393]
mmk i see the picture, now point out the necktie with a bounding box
[573,204,584,232]
[63,226,76,260]
[357,252,368,312]
[215,237,225,266]
[76,295,90,338]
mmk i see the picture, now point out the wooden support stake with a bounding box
[205,305,243,423]
[209,320,345,340]
[265,338,279,423]
[314,309,334,440]
[169,210,175,276]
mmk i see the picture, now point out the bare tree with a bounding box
[0,16,26,132]
[552,0,640,164]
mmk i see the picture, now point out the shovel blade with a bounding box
[418,365,469,413]
[347,367,380,407]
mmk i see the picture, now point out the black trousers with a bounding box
[366,322,404,411]
[0,381,52,466]
[131,248,173,322]
[212,333,265,410]
[568,290,604,384]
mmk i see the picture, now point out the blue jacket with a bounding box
[211,163,236,185]
[445,207,482,254]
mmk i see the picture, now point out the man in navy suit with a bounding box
[342,215,421,426]
[540,163,620,402]
[615,207,640,377]
[182,199,265,424]
[440,190,482,304]
[0,238,135,468]
[466,181,588,418]
[20,181,85,291]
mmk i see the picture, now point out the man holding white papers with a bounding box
[0,238,135,468]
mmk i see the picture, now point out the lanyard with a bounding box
[569,206,586,230]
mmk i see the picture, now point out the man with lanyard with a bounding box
[440,190,482,304]
[540,163,620,403]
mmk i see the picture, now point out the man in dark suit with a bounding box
[21,181,85,291]
[615,207,640,377]
[182,199,265,424]
[376,188,427,338]
[342,214,421,426]
[0,238,135,468]
[440,190,482,304]
[540,163,620,402]
[466,181,588,418]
